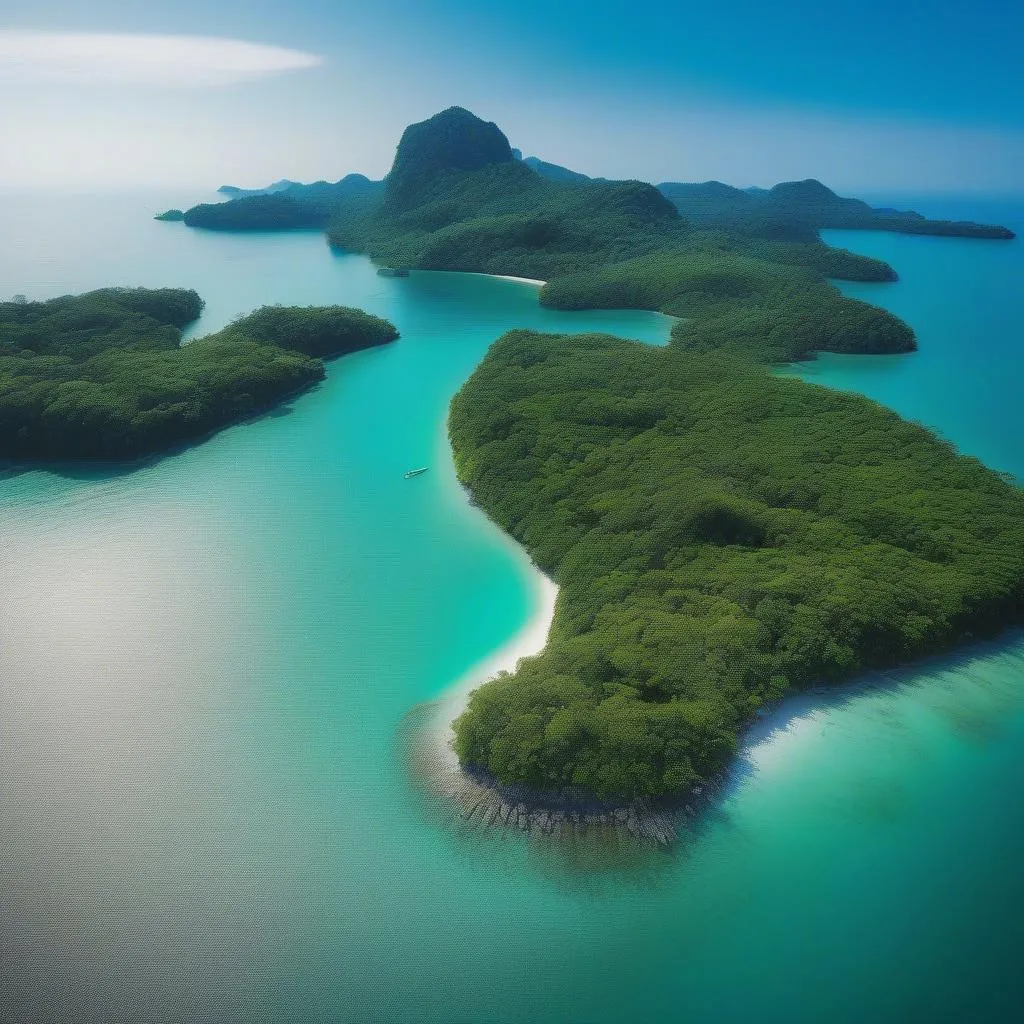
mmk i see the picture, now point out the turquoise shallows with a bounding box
[1,192,1022,1022]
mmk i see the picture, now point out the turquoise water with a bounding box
[1,192,1022,1023]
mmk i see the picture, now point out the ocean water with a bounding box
[0,191,1022,1023]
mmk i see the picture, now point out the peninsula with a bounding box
[176,107,1021,811]
[0,289,398,461]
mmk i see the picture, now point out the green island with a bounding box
[172,106,1021,804]
[0,289,397,461]
[449,331,1024,796]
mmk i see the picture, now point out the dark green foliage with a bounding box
[738,239,897,282]
[0,290,397,461]
[154,209,185,222]
[450,330,1024,797]
[385,106,516,211]
[219,304,399,358]
[540,251,913,362]
[182,175,383,231]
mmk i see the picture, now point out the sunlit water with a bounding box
[0,191,1022,1023]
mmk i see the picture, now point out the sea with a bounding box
[0,189,1022,1023]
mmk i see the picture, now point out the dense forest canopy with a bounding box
[0,289,397,461]
[449,331,1024,797]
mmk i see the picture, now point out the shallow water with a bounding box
[1,191,1022,1023]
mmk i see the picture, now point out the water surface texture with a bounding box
[1,192,1022,1023]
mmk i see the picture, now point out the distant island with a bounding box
[169,106,1021,814]
[154,209,185,221]
[656,177,1016,239]
[181,175,382,231]
[0,289,398,461]
[217,178,302,199]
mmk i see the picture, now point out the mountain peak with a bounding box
[768,179,840,203]
[385,107,515,209]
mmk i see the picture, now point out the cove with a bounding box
[1,191,1023,1022]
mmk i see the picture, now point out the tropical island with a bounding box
[449,330,1024,799]
[0,289,397,461]
[168,106,1021,816]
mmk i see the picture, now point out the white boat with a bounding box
[403,467,429,479]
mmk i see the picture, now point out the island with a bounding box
[180,175,383,231]
[217,179,301,199]
[657,177,1016,240]
[449,330,1024,800]
[0,288,398,461]
[154,209,185,221]
[173,106,1020,823]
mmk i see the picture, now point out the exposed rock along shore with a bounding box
[411,713,715,849]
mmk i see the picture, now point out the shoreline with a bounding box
[418,418,560,778]
[423,556,559,776]
[471,272,547,288]
[411,423,692,847]
[408,282,694,848]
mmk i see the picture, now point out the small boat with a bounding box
[377,266,410,278]
[403,467,429,479]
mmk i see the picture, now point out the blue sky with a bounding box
[0,0,1021,194]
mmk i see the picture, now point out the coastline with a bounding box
[425,564,560,776]
[418,416,560,777]
[472,272,547,288]
[410,419,689,847]
[406,281,697,848]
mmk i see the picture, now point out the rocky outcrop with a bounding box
[384,106,516,211]
[410,711,714,849]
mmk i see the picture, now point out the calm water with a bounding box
[1,191,1022,1023]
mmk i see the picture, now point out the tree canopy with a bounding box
[449,331,1024,797]
[0,289,398,461]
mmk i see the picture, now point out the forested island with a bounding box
[449,331,1024,797]
[174,108,1010,363]
[0,289,397,461]
[183,174,382,231]
[169,106,1021,811]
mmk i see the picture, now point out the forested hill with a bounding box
[657,178,1016,240]
[319,108,915,362]
[0,289,398,461]
[384,106,517,211]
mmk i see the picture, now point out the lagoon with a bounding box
[1,191,1022,1022]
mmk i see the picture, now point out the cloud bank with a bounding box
[0,30,323,87]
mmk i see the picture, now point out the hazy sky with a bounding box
[0,0,1021,195]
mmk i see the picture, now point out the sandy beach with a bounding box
[427,558,559,772]
[478,273,547,288]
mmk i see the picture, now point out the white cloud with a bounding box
[0,30,323,88]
